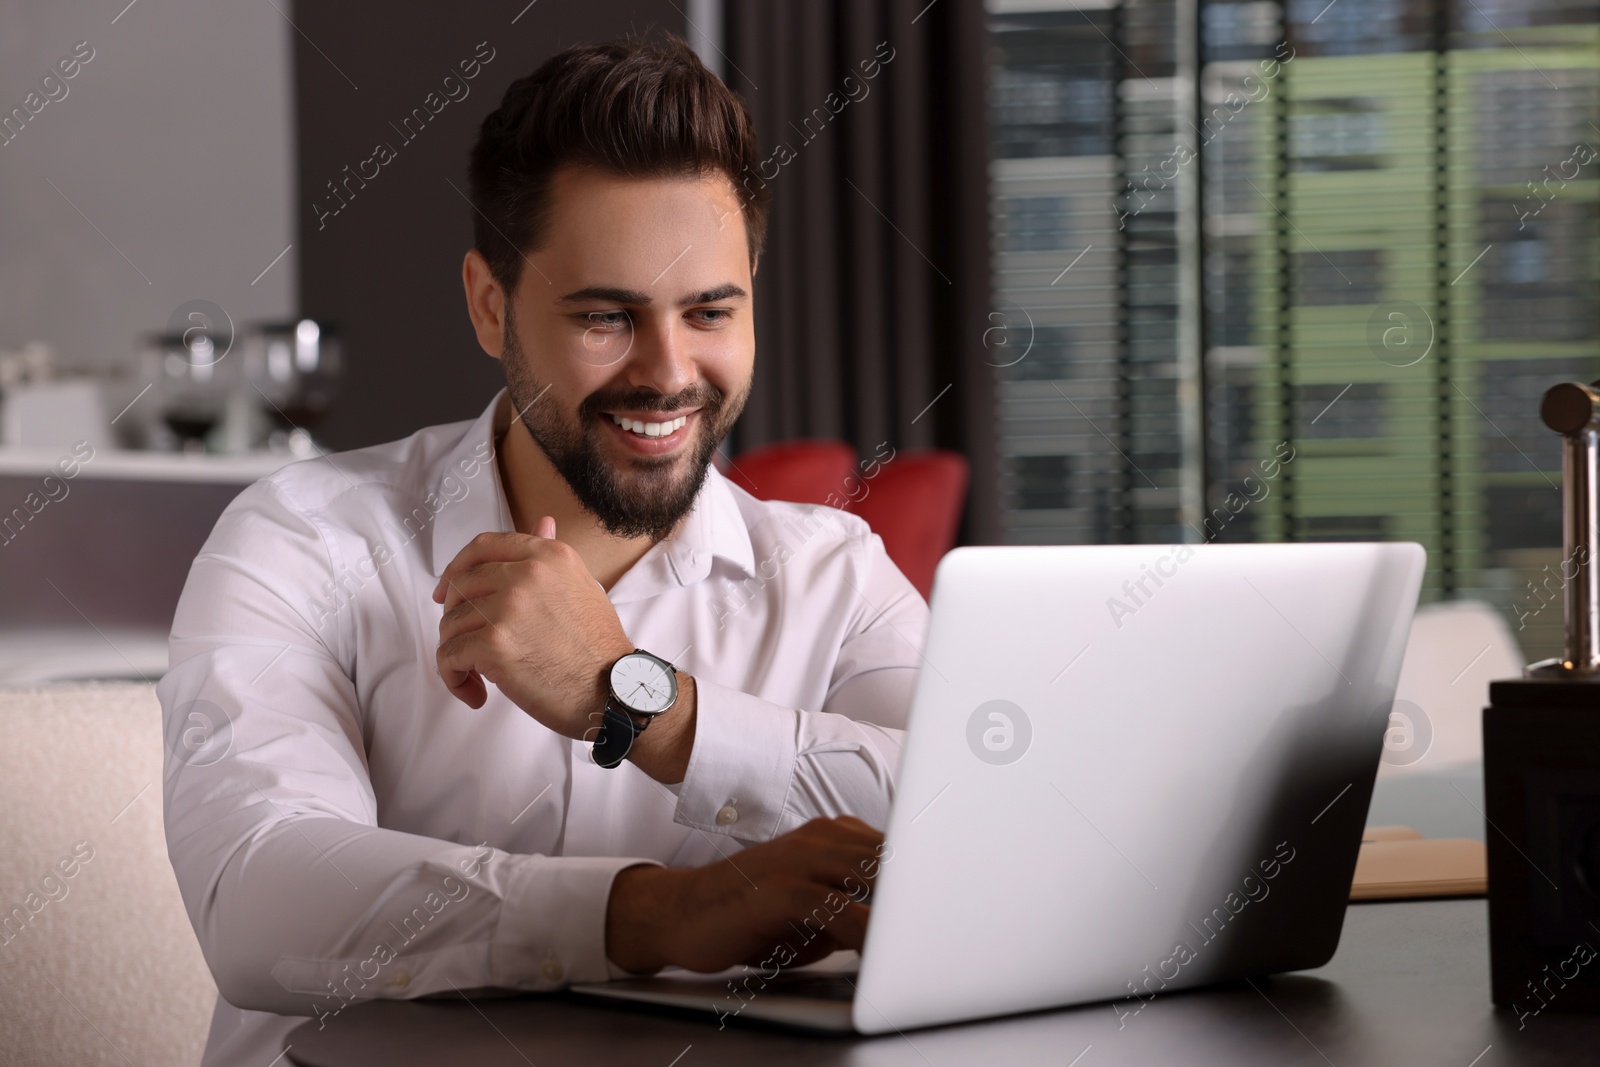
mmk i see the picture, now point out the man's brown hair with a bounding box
[468,35,768,293]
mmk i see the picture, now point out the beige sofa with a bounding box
[0,682,216,1066]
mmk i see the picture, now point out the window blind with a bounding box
[987,0,1600,660]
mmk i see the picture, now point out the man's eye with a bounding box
[693,309,731,325]
[585,311,629,329]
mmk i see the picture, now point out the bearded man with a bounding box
[159,35,924,1066]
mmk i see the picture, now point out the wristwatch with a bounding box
[590,649,679,768]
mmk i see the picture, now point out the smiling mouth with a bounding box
[606,412,690,438]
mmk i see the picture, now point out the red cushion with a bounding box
[722,440,856,506]
[847,451,969,600]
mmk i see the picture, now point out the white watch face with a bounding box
[610,653,676,714]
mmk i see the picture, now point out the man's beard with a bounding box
[499,318,747,541]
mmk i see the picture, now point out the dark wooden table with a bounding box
[288,899,1598,1065]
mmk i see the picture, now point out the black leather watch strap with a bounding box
[591,697,649,768]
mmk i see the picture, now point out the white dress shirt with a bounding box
[158,389,928,1065]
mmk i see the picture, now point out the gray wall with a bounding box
[0,1,296,382]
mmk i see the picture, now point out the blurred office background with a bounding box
[0,0,1596,664]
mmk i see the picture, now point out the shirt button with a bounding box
[541,959,565,982]
[716,803,740,825]
[391,969,410,990]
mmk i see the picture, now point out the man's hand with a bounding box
[605,816,890,975]
[433,520,634,742]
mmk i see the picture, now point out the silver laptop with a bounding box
[574,542,1427,1033]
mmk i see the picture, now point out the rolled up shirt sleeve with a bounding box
[671,527,927,843]
[159,478,655,1018]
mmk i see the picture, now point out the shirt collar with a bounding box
[430,389,756,590]
[656,455,758,590]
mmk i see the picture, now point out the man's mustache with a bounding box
[579,385,724,419]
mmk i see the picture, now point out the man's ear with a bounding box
[462,249,508,360]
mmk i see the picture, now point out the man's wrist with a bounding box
[605,863,678,975]
[625,671,696,783]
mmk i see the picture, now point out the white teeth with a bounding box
[609,414,688,437]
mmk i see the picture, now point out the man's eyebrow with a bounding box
[684,283,748,304]
[556,286,652,305]
[555,283,749,306]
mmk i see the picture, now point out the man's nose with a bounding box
[623,314,697,399]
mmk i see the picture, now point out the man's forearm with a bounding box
[169,814,634,1015]
[632,672,909,841]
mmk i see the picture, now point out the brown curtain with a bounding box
[723,0,1000,544]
